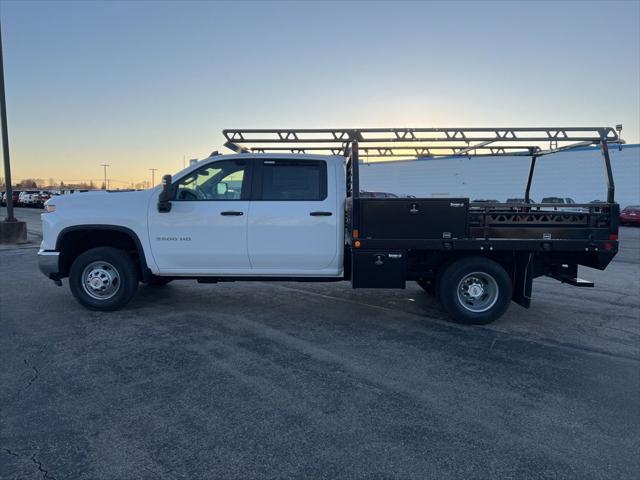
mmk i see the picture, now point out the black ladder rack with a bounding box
[221,126,618,203]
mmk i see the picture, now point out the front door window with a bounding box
[175,160,246,201]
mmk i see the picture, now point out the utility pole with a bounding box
[0,16,26,243]
[149,168,157,187]
[100,164,110,190]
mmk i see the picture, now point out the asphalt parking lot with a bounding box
[1,207,639,479]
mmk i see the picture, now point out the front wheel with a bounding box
[69,247,139,311]
[438,257,512,325]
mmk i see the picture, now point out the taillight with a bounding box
[608,233,618,241]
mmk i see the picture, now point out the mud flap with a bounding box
[512,253,533,308]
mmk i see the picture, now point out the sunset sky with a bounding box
[1,0,639,187]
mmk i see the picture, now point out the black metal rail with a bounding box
[468,203,614,228]
[223,127,617,157]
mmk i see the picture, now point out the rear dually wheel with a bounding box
[438,257,512,325]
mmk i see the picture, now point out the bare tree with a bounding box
[18,178,38,188]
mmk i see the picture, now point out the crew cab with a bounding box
[38,127,621,324]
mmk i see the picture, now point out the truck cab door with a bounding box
[148,158,252,274]
[247,158,341,275]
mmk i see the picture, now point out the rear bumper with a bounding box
[38,249,61,279]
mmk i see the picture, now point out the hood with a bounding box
[47,188,158,208]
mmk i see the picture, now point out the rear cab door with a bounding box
[247,156,343,276]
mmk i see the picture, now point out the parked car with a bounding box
[470,199,500,211]
[27,191,42,207]
[18,191,32,206]
[359,191,398,198]
[620,205,640,226]
[505,198,536,212]
[540,196,587,213]
[15,190,50,208]
[541,196,573,204]
[37,191,53,208]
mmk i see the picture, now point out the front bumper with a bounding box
[38,249,61,280]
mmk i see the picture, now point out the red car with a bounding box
[620,205,640,226]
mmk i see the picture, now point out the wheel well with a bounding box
[408,251,516,282]
[57,228,145,279]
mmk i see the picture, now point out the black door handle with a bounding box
[220,211,244,216]
[310,211,332,216]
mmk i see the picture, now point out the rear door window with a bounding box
[259,160,327,201]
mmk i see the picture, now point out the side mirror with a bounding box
[217,182,228,196]
[158,174,173,212]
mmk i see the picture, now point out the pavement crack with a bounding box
[3,448,20,457]
[4,357,41,411]
[22,358,40,392]
[2,448,57,480]
[30,453,57,480]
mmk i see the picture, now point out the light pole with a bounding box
[149,168,157,187]
[100,163,110,190]
[0,20,14,221]
[0,16,27,243]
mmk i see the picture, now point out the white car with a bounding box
[18,191,34,206]
[539,197,589,213]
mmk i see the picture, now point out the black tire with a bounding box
[438,257,512,325]
[416,278,437,295]
[69,247,139,311]
[145,276,172,287]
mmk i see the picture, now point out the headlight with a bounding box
[45,204,56,213]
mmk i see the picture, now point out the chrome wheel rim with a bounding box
[81,261,121,300]
[456,272,499,313]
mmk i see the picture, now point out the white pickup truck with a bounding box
[38,127,621,324]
